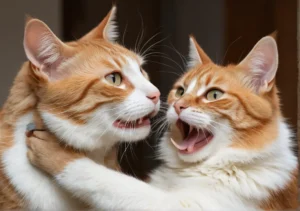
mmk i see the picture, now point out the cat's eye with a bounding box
[105,72,122,86]
[175,87,185,97]
[206,89,224,101]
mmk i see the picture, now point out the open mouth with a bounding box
[170,119,213,154]
[113,115,151,129]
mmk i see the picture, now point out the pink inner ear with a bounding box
[24,20,59,68]
[240,37,278,91]
[24,19,72,81]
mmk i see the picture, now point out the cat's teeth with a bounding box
[138,118,143,124]
[189,126,193,134]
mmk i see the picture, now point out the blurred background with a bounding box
[0,0,297,179]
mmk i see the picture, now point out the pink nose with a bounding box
[147,91,160,104]
[174,102,188,115]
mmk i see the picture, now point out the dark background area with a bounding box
[0,0,297,179]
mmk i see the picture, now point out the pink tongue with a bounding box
[171,129,206,152]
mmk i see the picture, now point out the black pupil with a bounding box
[180,88,183,95]
[112,74,116,83]
[213,92,217,99]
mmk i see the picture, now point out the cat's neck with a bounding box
[157,119,297,202]
[161,116,295,170]
[1,62,117,165]
[2,62,38,127]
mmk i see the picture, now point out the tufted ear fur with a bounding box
[187,35,212,68]
[80,6,118,42]
[24,18,74,81]
[238,36,278,93]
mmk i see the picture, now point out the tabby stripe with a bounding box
[204,74,213,86]
[68,78,99,106]
[114,58,122,69]
[76,102,105,116]
[60,111,87,125]
[102,59,118,70]
[229,92,271,122]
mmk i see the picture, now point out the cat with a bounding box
[26,35,298,210]
[0,6,160,210]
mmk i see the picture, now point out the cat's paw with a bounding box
[26,131,85,176]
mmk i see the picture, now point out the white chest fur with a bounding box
[154,122,297,210]
[2,113,81,210]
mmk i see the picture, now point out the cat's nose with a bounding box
[147,91,160,104]
[174,102,188,115]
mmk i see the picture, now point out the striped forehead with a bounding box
[121,57,151,87]
[122,57,141,74]
[183,68,217,96]
[103,55,147,88]
[101,54,136,70]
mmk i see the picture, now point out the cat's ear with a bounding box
[238,36,278,93]
[24,19,73,80]
[80,6,118,42]
[188,35,212,68]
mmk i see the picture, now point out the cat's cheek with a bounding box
[152,100,161,116]
[166,105,178,124]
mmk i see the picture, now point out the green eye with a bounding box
[206,89,224,101]
[175,87,185,97]
[105,72,122,86]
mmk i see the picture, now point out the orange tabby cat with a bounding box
[0,6,160,210]
[26,35,297,210]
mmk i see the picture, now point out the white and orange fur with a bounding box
[0,6,160,210]
[27,35,298,210]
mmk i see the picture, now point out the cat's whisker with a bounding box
[124,151,138,179]
[154,120,169,138]
[134,19,144,54]
[168,43,187,67]
[143,51,170,59]
[96,110,128,140]
[210,120,231,130]
[152,119,166,128]
[136,10,145,54]
[160,43,187,73]
[129,143,138,161]
[121,22,128,46]
[144,138,154,151]
[120,142,131,164]
[145,54,184,72]
[221,36,242,65]
[159,107,168,111]
[151,117,167,128]
[139,31,162,56]
[146,61,182,76]
[141,36,169,58]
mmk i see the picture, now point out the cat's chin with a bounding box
[112,124,151,142]
[113,116,151,129]
[111,111,157,142]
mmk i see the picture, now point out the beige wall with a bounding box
[0,0,62,105]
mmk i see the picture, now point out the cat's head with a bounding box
[162,35,280,165]
[24,7,160,150]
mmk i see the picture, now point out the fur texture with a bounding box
[27,35,298,210]
[0,6,160,210]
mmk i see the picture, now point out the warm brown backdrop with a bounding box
[225,0,298,129]
[63,0,298,178]
[0,0,297,178]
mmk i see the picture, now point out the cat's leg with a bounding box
[26,131,197,210]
